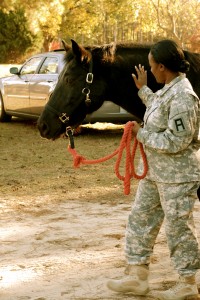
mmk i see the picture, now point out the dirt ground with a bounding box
[0,118,200,300]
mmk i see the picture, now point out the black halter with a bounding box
[82,57,93,106]
[46,53,94,125]
[45,103,70,124]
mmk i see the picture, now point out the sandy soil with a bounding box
[0,119,200,300]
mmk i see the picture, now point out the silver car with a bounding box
[0,50,135,123]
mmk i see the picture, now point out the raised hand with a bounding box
[132,64,147,89]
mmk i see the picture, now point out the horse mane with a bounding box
[64,41,200,74]
[101,42,153,62]
[64,42,153,65]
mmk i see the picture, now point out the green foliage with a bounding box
[0,0,199,62]
[59,0,200,50]
[0,8,37,63]
[36,0,64,51]
[149,0,200,45]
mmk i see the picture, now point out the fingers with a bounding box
[131,121,141,136]
[132,64,147,79]
[132,73,136,80]
[132,64,147,89]
[132,73,139,87]
[135,64,146,75]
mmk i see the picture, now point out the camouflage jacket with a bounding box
[137,74,200,183]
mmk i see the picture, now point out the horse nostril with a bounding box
[38,121,49,137]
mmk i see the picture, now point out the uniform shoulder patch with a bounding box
[174,118,186,132]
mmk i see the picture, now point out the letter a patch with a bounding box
[174,118,185,132]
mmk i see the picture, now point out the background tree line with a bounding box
[0,0,199,63]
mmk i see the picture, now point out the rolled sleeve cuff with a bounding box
[137,127,149,144]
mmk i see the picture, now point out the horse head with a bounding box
[38,39,108,140]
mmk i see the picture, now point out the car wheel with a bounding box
[0,93,12,122]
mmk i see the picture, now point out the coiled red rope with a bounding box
[68,121,148,195]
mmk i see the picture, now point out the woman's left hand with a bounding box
[132,121,141,136]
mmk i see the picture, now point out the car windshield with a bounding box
[20,57,43,75]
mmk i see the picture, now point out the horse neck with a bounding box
[92,45,154,119]
[92,54,147,120]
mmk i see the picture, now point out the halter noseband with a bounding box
[45,103,70,124]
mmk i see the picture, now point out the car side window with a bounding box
[20,57,43,75]
[39,57,58,74]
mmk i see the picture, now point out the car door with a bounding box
[29,56,60,116]
[4,56,44,114]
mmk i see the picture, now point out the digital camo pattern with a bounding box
[137,74,200,183]
[125,75,200,277]
[125,179,200,276]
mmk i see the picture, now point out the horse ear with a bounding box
[62,40,71,52]
[71,39,90,63]
[71,39,84,61]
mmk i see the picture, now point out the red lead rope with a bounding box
[67,121,148,195]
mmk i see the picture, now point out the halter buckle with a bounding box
[59,113,69,124]
[86,73,93,84]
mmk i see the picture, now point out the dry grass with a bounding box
[0,118,139,203]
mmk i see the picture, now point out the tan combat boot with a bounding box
[107,264,149,295]
[155,276,199,300]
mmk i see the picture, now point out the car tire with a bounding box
[0,93,12,122]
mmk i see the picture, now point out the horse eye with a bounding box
[65,76,74,85]
[65,76,71,84]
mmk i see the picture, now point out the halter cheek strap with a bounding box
[82,56,94,106]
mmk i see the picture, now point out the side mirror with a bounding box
[10,67,19,75]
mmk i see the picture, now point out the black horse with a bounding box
[38,39,200,139]
[37,39,200,197]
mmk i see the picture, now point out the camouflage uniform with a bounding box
[126,74,200,276]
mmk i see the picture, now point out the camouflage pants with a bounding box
[125,178,200,276]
